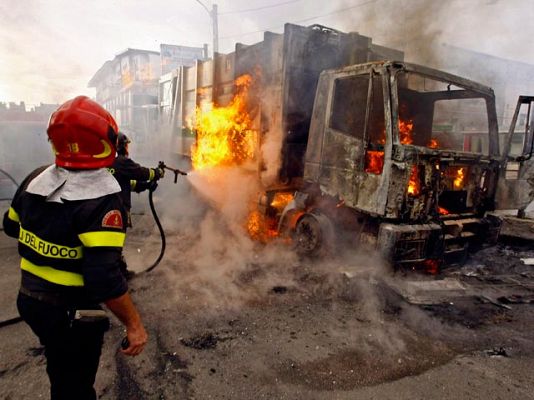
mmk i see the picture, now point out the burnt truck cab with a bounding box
[286,61,502,267]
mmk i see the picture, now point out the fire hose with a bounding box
[137,161,187,275]
[122,161,187,348]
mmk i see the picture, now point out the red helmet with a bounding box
[47,96,119,169]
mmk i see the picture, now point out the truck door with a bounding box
[318,71,372,207]
[304,69,390,215]
[496,96,534,213]
[356,72,390,215]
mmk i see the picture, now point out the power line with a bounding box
[220,0,377,40]
[294,0,377,24]
[219,0,301,15]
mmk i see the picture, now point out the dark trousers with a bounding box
[17,293,108,400]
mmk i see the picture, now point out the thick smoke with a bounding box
[124,127,302,310]
[335,0,534,127]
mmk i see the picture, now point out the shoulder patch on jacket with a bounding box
[102,210,123,229]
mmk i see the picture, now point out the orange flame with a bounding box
[399,120,440,149]
[438,206,449,215]
[428,138,439,149]
[270,192,294,211]
[407,165,421,196]
[247,209,264,240]
[365,150,385,174]
[453,167,465,189]
[246,210,278,242]
[399,119,414,145]
[247,193,294,242]
[191,74,258,170]
[365,119,415,175]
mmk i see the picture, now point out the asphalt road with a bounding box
[1,222,534,399]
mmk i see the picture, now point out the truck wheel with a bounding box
[294,212,336,257]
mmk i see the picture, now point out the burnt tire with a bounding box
[293,212,336,257]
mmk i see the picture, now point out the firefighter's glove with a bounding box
[154,167,165,180]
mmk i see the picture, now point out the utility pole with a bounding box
[195,1,219,104]
[195,1,219,58]
[212,4,218,56]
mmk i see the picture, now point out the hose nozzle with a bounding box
[158,161,188,183]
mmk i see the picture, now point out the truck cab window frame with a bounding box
[393,70,492,156]
[329,73,370,139]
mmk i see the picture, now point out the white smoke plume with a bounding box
[260,125,284,187]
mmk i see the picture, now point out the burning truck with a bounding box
[163,23,504,269]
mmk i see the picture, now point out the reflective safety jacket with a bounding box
[2,166,128,305]
[109,155,157,210]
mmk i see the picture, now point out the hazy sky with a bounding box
[1,0,533,106]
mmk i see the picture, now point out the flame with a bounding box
[270,192,294,211]
[399,120,439,149]
[247,209,264,240]
[423,259,439,275]
[428,138,439,149]
[398,119,414,145]
[410,259,440,275]
[438,206,449,215]
[191,74,258,170]
[248,192,294,241]
[197,87,210,97]
[453,167,465,189]
[246,209,279,242]
[188,73,290,243]
[365,119,415,175]
[365,150,385,174]
[407,165,421,196]
[370,118,413,145]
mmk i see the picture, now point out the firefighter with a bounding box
[2,96,148,400]
[109,131,164,227]
[110,132,164,279]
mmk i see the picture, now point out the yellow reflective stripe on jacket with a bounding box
[18,227,83,259]
[21,258,84,287]
[8,207,20,222]
[130,180,137,190]
[78,231,126,247]
[149,168,155,181]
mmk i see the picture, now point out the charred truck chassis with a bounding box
[276,61,502,269]
[166,23,503,268]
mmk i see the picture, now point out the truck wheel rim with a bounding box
[296,216,321,253]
